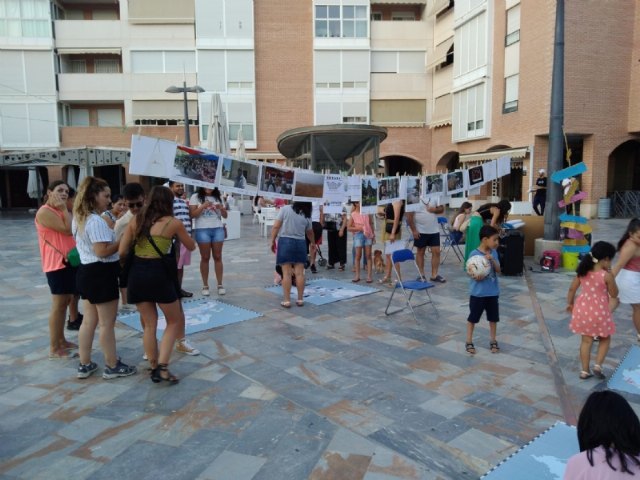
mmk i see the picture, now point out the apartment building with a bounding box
[1,0,639,217]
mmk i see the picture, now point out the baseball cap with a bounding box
[538,169,546,174]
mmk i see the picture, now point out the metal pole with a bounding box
[544,0,564,240]
[182,81,191,147]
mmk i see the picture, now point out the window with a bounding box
[315,5,366,38]
[503,74,519,113]
[391,12,415,21]
[0,0,50,38]
[370,12,382,21]
[315,82,340,89]
[342,6,367,38]
[70,109,90,126]
[342,116,367,123]
[130,51,196,74]
[315,5,340,38]
[94,59,120,73]
[70,60,87,73]
[505,5,520,46]
[228,123,254,142]
[371,51,426,74]
[452,82,486,141]
[342,81,368,88]
[97,109,122,127]
[453,11,487,77]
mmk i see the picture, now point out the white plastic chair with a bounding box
[262,208,278,237]
[252,205,261,224]
[385,249,438,323]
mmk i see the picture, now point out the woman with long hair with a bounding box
[347,200,375,283]
[120,186,196,384]
[35,180,78,358]
[611,218,640,342]
[189,187,227,296]
[73,176,136,379]
[463,199,511,265]
[451,201,473,244]
[270,201,315,308]
[564,390,640,478]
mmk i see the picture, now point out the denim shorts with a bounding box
[353,232,373,248]
[194,227,225,244]
[276,237,308,265]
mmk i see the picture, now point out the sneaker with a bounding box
[180,289,193,298]
[67,313,83,330]
[202,286,210,296]
[217,285,226,295]
[102,360,137,380]
[430,275,447,283]
[77,361,98,379]
[142,352,148,360]
[176,338,200,356]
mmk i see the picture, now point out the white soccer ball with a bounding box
[466,255,491,280]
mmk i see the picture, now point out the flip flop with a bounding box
[579,370,593,380]
[366,279,373,283]
[296,300,304,307]
[280,301,291,308]
[352,279,360,283]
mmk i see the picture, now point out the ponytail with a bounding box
[576,241,616,277]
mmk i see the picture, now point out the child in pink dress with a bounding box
[567,241,619,380]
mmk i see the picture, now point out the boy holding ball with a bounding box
[465,225,501,355]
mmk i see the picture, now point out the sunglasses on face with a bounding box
[127,201,144,209]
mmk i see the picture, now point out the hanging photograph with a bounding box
[171,146,221,188]
[129,135,177,178]
[360,176,378,214]
[377,176,401,205]
[468,165,484,186]
[446,170,465,195]
[424,173,445,195]
[405,176,422,212]
[218,157,260,195]
[483,160,497,182]
[322,174,348,213]
[293,170,325,201]
[258,164,294,199]
[497,155,511,178]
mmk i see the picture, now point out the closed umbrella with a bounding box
[27,168,43,200]
[235,128,247,161]
[207,93,230,155]
[66,167,77,190]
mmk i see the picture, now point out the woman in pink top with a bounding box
[564,390,640,479]
[612,218,640,342]
[35,180,77,359]
[347,200,375,283]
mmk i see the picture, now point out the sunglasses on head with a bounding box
[126,201,144,208]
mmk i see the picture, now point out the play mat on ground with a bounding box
[265,278,379,305]
[481,422,578,480]
[608,344,640,396]
[118,298,262,338]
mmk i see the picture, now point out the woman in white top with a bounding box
[189,187,228,296]
[73,176,137,380]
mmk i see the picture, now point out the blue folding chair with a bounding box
[438,216,464,264]
[384,249,438,323]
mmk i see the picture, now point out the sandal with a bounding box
[48,349,79,360]
[378,277,390,284]
[580,370,593,380]
[593,364,606,379]
[352,278,361,283]
[296,300,304,307]
[489,341,500,353]
[280,301,291,308]
[150,364,179,385]
[465,342,476,355]
[338,264,345,271]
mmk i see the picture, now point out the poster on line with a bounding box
[446,170,466,196]
[483,160,498,182]
[322,174,348,214]
[129,135,177,178]
[497,156,511,178]
[293,170,325,202]
[171,146,221,188]
[405,176,422,213]
[218,157,260,196]
[468,165,485,187]
[360,176,378,214]
[377,176,401,205]
[347,175,362,203]
[258,164,294,200]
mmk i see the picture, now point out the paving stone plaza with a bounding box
[1,212,638,479]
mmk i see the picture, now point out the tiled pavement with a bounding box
[0,212,638,479]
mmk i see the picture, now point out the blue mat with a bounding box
[118,298,262,339]
[608,345,640,395]
[265,278,379,305]
[482,422,578,480]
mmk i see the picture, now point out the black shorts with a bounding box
[45,265,77,295]
[127,257,179,304]
[467,295,500,324]
[414,233,440,249]
[76,261,120,304]
[312,221,323,243]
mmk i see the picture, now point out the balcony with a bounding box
[54,20,122,49]
[58,73,199,102]
[370,73,428,100]
[370,20,428,49]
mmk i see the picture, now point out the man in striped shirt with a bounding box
[169,181,199,356]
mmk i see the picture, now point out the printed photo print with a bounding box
[293,170,324,200]
[361,177,378,208]
[468,165,484,186]
[424,174,444,194]
[446,171,465,195]
[259,165,294,197]
[406,176,421,206]
[377,177,400,205]
[173,149,220,187]
[219,157,260,195]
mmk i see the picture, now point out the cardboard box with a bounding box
[507,215,544,256]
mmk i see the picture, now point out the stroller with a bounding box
[306,237,327,268]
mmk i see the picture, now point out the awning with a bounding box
[57,48,121,55]
[459,147,529,163]
[372,0,426,4]
[428,37,453,69]
[428,0,452,15]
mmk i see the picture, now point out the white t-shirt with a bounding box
[189,193,224,229]
[73,214,119,264]
[311,203,321,222]
[413,209,440,235]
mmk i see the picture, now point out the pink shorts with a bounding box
[177,243,191,269]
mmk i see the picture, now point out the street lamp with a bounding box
[165,81,205,147]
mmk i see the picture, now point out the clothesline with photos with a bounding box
[129,134,512,215]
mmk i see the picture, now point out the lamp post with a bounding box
[165,81,205,147]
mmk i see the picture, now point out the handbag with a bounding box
[385,221,394,234]
[44,239,80,267]
[146,235,183,298]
